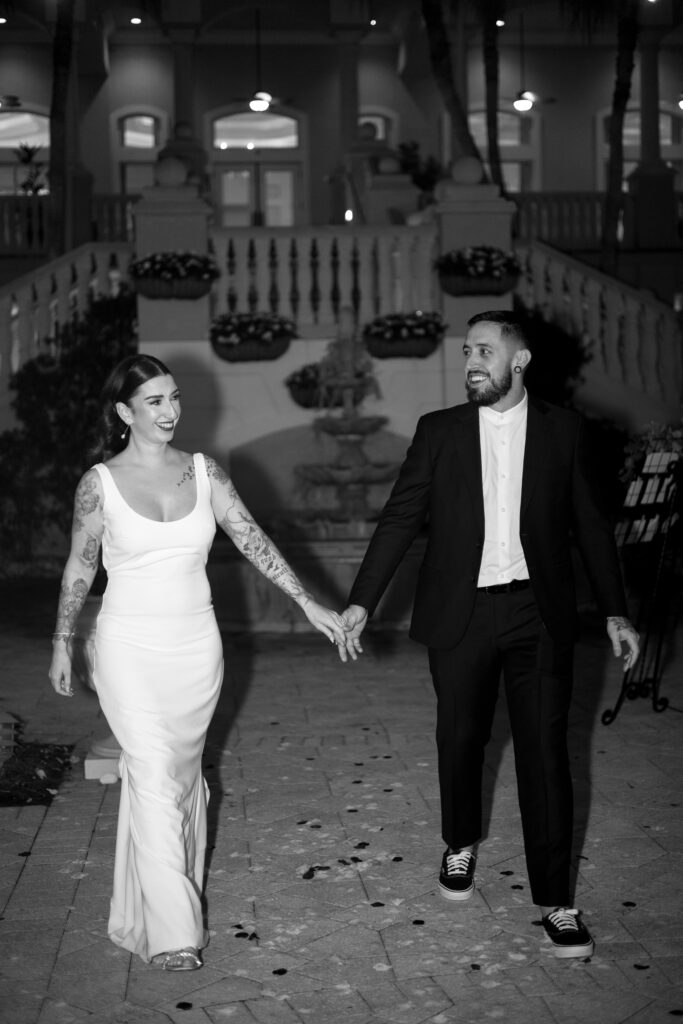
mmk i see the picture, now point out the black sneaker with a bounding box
[542,907,594,958]
[438,849,476,901]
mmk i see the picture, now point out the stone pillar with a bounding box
[132,174,215,452]
[432,178,517,406]
[65,22,94,250]
[627,21,678,248]
[330,1,369,223]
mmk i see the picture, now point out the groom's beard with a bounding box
[466,366,513,406]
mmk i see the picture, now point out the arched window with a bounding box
[118,114,160,150]
[110,105,168,195]
[467,110,540,192]
[212,112,299,151]
[0,111,50,194]
[358,106,399,148]
[596,106,683,189]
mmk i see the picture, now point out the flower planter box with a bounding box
[287,383,322,408]
[211,335,291,362]
[365,335,442,359]
[438,272,519,297]
[134,278,213,300]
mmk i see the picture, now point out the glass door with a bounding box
[217,164,300,226]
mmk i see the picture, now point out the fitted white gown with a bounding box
[92,452,223,962]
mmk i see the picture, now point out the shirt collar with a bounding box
[479,389,528,426]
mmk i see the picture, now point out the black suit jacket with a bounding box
[348,397,628,649]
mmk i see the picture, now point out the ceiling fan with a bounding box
[229,8,285,112]
[502,13,555,112]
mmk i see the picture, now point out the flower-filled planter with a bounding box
[210,312,296,362]
[434,246,521,297]
[129,251,220,299]
[362,310,446,359]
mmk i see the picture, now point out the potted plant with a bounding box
[129,250,220,299]
[362,310,446,359]
[434,245,521,296]
[210,311,297,362]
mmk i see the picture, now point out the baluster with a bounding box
[314,234,335,325]
[375,232,394,318]
[390,234,404,313]
[582,276,604,372]
[330,238,340,320]
[87,251,99,301]
[268,238,279,313]
[247,238,258,312]
[30,284,39,357]
[68,262,79,322]
[333,233,351,320]
[0,293,12,383]
[309,237,320,322]
[350,237,362,324]
[225,238,237,312]
[289,237,299,323]
[601,288,624,382]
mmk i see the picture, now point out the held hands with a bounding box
[337,604,369,663]
[300,596,348,648]
[48,644,74,698]
[606,616,640,672]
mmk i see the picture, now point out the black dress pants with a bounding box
[428,587,574,907]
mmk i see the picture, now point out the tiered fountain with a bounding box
[294,308,401,534]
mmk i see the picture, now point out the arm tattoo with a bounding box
[208,457,310,603]
[205,456,230,486]
[55,578,90,633]
[73,474,101,531]
[81,534,100,570]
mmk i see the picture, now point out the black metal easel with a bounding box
[601,451,681,726]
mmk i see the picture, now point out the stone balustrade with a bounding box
[516,241,682,429]
[210,224,438,337]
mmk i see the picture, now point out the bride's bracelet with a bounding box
[51,631,74,642]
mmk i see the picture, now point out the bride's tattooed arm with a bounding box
[49,469,105,695]
[54,470,105,637]
[205,456,312,605]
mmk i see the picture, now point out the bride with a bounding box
[48,353,349,971]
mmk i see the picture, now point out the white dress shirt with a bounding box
[477,391,530,587]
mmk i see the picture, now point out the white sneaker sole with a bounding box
[550,940,594,959]
[439,880,474,901]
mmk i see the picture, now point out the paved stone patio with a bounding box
[1,579,682,1024]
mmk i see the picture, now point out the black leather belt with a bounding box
[478,579,531,594]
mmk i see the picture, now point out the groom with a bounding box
[340,309,639,958]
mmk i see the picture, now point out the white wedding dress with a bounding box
[92,452,223,962]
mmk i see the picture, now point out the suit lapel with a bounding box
[451,406,485,527]
[521,398,550,518]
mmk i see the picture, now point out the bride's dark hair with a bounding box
[90,354,172,463]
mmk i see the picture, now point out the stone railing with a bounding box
[0,241,132,431]
[0,196,50,255]
[516,241,682,428]
[210,224,438,335]
[0,194,138,256]
[512,192,616,250]
[0,230,679,437]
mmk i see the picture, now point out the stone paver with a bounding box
[1,581,682,1023]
